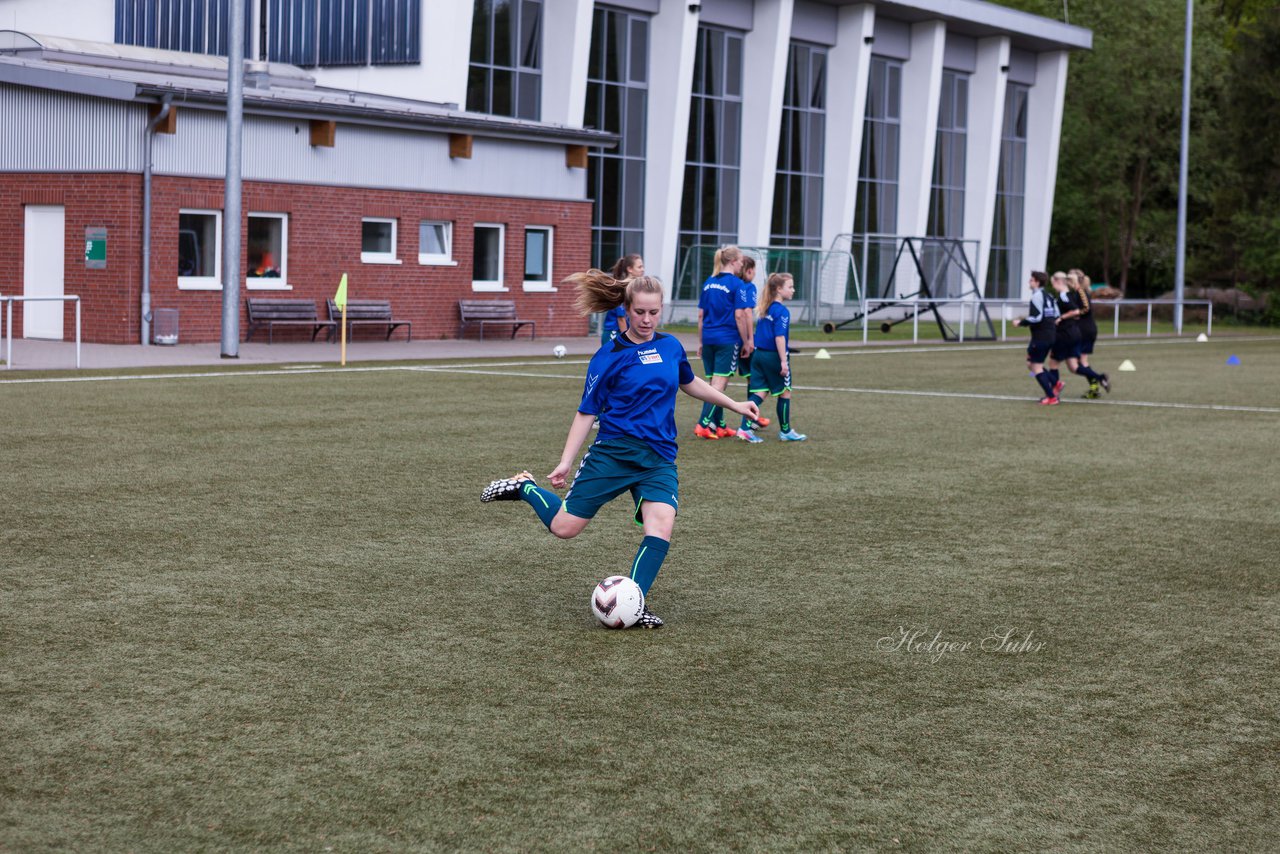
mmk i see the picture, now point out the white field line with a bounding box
[794,384,1280,414]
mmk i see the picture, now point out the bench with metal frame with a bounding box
[327,299,412,341]
[245,298,336,344]
[457,299,536,340]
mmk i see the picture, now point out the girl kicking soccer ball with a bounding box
[736,272,806,442]
[481,271,759,628]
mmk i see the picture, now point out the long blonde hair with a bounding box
[758,272,793,317]
[712,245,742,276]
[1067,269,1092,313]
[564,269,664,316]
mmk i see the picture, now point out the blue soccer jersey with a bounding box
[699,273,748,345]
[578,332,696,462]
[602,305,627,334]
[754,301,790,351]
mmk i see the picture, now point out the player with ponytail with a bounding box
[481,269,760,628]
[694,246,754,439]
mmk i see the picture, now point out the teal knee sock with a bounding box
[741,393,763,430]
[699,401,714,426]
[777,397,791,432]
[519,482,561,530]
[630,535,669,596]
[712,405,725,428]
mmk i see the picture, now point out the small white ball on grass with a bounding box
[553,345,568,359]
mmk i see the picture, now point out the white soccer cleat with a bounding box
[481,471,534,502]
[778,429,807,442]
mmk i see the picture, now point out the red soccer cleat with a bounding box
[1038,396,1060,406]
[694,424,720,439]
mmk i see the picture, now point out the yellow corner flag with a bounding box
[334,273,348,311]
[335,273,349,365]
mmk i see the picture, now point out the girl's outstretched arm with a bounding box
[680,376,760,422]
[549,411,597,488]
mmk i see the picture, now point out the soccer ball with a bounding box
[590,575,644,629]
[553,344,568,359]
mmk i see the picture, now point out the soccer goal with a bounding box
[822,234,997,341]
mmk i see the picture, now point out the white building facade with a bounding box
[2,0,1090,315]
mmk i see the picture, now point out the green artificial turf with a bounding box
[2,336,1278,851]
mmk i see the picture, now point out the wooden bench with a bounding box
[245,298,336,344]
[327,299,412,341]
[458,299,536,340]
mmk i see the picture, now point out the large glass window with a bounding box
[468,0,542,120]
[472,223,506,291]
[585,6,649,270]
[116,0,252,57]
[852,56,902,298]
[178,209,221,289]
[675,25,745,299]
[770,42,827,248]
[924,70,970,296]
[987,84,1029,299]
[247,213,288,288]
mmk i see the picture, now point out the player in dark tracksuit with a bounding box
[1069,270,1109,398]
[1049,271,1109,398]
[1012,271,1062,405]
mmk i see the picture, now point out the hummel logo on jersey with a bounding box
[638,348,663,365]
[585,372,601,395]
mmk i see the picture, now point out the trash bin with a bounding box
[153,308,178,345]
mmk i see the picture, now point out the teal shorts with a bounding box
[563,436,679,524]
[749,350,791,396]
[702,343,739,377]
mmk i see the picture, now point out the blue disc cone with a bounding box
[1226,355,1241,366]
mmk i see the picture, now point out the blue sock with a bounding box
[777,397,791,432]
[519,482,561,530]
[712,405,725,428]
[1049,368,1060,384]
[740,393,763,430]
[1035,371,1055,396]
[630,535,669,596]
[698,401,714,427]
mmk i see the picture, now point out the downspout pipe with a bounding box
[141,93,172,346]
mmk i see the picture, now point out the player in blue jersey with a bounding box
[599,254,642,343]
[734,255,770,432]
[481,270,760,628]
[737,273,806,442]
[1012,271,1062,405]
[695,246,755,439]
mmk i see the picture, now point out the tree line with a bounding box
[994,0,1280,317]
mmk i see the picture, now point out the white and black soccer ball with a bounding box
[590,575,644,629]
[553,344,568,359]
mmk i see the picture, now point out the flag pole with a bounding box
[334,272,349,366]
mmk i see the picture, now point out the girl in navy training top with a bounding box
[737,272,806,442]
[1048,271,1109,398]
[695,246,755,439]
[1012,271,1062,405]
[481,271,760,628]
[599,254,642,343]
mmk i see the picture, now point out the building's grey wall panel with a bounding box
[792,1,838,47]
[944,33,977,72]
[602,0,659,13]
[872,18,911,60]
[0,85,142,171]
[150,111,586,200]
[1009,48,1037,85]
[700,0,754,32]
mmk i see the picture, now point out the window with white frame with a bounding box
[419,220,455,265]
[247,212,289,288]
[178,209,221,289]
[523,226,553,290]
[472,223,505,290]
[361,217,400,264]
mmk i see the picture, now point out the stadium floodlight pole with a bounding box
[221,0,245,358]
[1173,0,1193,335]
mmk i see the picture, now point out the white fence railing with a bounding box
[837,297,1214,344]
[0,295,82,369]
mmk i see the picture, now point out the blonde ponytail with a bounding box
[564,270,664,316]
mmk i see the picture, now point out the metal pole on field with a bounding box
[1173,0,1193,335]
[221,0,245,358]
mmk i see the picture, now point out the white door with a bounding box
[23,205,65,339]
